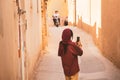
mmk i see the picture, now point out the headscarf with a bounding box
[62,28,73,44]
[58,28,73,56]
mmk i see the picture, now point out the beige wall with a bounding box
[77,0,120,68]
[76,0,101,27]
[0,0,43,80]
[68,0,76,24]
[0,0,19,80]
[101,0,120,68]
[25,0,42,79]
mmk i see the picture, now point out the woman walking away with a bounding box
[64,17,68,26]
[58,28,83,80]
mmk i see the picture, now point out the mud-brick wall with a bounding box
[0,0,19,80]
[101,0,120,68]
[24,0,43,79]
[78,0,120,69]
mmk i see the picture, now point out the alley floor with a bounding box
[32,26,120,80]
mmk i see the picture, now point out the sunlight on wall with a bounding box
[91,0,101,38]
[91,0,101,27]
[75,0,101,38]
[76,0,91,24]
[68,0,74,23]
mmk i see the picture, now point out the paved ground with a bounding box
[32,26,120,80]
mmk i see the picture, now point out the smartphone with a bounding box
[76,36,80,42]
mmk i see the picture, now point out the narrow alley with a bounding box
[1,0,120,80]
[32,26,120,80]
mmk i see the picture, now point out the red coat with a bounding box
[58,28,83,76]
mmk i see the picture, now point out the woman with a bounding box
[58,28,83,80]
[64,17,68,26]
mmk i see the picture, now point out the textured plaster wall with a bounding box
[78,0,120,68]
[0,0,19,80]
[0,0,43,80]
[25,0,42,79]
[101,0,120,68]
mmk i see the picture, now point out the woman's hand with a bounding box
[76,41,82,48]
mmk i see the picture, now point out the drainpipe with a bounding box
[16,0,21,59]
[16,0,26,80]
[16,1,22,78]
[42,0,48,50]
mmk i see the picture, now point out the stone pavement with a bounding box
[32,26,120,80]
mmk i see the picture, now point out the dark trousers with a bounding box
[64,20,68,26]
[53,18,60,25]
